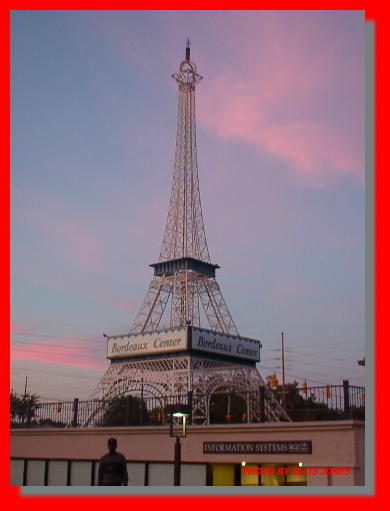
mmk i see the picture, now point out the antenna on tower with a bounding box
[185,37,191,61]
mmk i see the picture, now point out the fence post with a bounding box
[140,384,144,425]
[259,386,265,423]
[126,395,132,426]
[27,400,32,428]
[187,390,193,425]
[343,380,350,419]
[139,401,144,427]
[72,398,79,427]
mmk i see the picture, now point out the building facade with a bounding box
[11,420,364,487]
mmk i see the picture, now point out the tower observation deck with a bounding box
[87,43,289,425]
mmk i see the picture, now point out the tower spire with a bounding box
[185,37,191,61]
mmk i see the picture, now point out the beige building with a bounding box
[11,419,364,487]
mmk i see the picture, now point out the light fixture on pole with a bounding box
[166,403,190,486]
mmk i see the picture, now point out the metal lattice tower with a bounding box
[88,43,290,424]
[129,43,237,335]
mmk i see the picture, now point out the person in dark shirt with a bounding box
[98,437,128,486]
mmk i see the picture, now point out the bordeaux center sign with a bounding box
[191,328,260,362]
[106,326,261,362]
[107,328,188,359]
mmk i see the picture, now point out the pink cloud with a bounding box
[259,121,362,186]
[74,13,363,187]
[11,337,106,371]
[197,14,364,185]
[10,320,51,335]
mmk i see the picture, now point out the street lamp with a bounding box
[166,403,190,486]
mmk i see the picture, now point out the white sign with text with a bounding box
[107,328,188,359]
[191,328,261,362]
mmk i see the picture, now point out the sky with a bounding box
[11,10,366,401]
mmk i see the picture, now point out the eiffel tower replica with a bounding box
[88,42,289,424]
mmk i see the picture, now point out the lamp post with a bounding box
[167,403,190,486]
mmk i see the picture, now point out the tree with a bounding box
[350,405,365,420]
[99,395,149,426]
[10,391,41,426]
[268,381,347,421]
[10,391,23,422]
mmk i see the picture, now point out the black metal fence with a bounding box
[297,382,365,410]
[10,380,365,428]
[292,380,365,421]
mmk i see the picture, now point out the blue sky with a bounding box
[11,10,365,400]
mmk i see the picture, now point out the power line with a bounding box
[12,331,364,362]
[10,362,363,395]
[11,339,105,353]
[12,330,364,347]
[11,343,103,353]
[257,364,327,385]
[262,351,361,364]
[257,363,364,386]
[11,331,104,344]
[11,330,365,387]
[11,366,103,379]
[11,347,104,361]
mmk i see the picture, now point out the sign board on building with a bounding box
[106,326,261,362]
[191,328,260,362]
[107,328,188,359]
[203,441,312,455]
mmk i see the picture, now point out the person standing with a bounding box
[98,437,129,486]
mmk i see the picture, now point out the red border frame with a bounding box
[3,6,384,509]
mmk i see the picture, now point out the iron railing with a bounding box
[10,381,365,428]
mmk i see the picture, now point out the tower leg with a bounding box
[130,279,172,333]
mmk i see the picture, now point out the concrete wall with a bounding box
[11,420,365,486]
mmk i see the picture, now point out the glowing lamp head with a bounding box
[167,404,190,438]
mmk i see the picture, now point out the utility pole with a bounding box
[281,332,285,387]
[280,332,286,408]
[23,377,28,399]
[23,376,29,425]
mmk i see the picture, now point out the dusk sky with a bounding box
[11,10,365,400]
